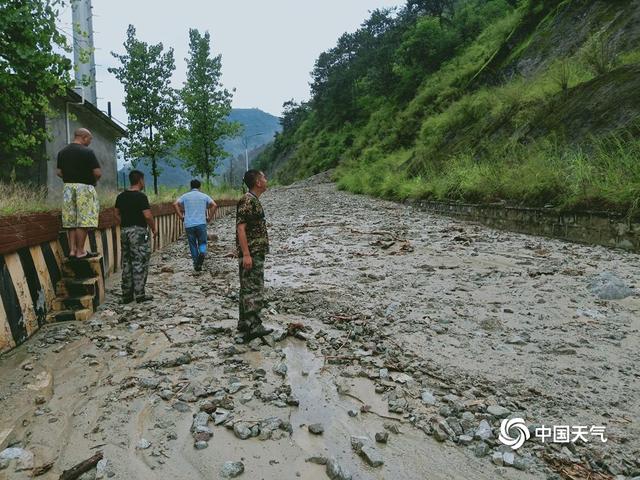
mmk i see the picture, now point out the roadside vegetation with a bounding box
[256,0,640,214]
[0,183,241,217]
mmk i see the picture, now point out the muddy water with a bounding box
[0,176,638,479]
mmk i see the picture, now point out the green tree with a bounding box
[0,0,72,170]
[109,25,178,194]
[179,29,238,186]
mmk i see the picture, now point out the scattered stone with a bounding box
[306,456,328,465]
[475,420,493,440]
[359,445,384,468]
[159,389,173,401]
[194,441,208,450]
[491,451,504,466]
[0,448,34,471]
[233,423,252,440]
[273,363,288,377]
[95,458,113,479]
[475,443,490,458]
[136,438,151,450]
[221,461,244,478]
[421,390,436,406]
[375,431,389,443]
[487,405,510,419]
[308,423,324,435]
[326,458,352,480]
[588,272,635,300]
[458,434,473,446]
[347,409,359,417]
[503,451,515,467]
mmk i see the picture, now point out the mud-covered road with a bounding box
[1,174,639,480]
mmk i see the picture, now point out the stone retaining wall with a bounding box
[412,200,640,252]
[0,200,237,353]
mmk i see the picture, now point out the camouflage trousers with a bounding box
[121,226,151,300]
[238,254,265,332]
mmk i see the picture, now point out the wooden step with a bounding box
[56,276,99,297]
[47,308,93,323]
[52,295,96,312]
[62,255,104,279]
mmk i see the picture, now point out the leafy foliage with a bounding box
[0,0,72,169]
[179,29,239,185]
[109,25,179,194]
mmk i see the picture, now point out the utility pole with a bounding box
[242,132,264,172]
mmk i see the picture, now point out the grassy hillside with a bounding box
[256,0,640,214]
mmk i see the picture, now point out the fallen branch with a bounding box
[59,451,103,480]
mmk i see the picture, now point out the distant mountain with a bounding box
[118,108,281,188]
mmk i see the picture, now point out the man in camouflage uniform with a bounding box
[115,170,157,303]
[236,169,273,342]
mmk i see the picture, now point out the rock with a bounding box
[194,441,208,450]
[172,401,191,413]
[213,409,231,426]
[273,363,288,377]
[375,431,389,443]
[359,445,384,468]
[228,382,245,394]
[588,272,634,300]
[475,420,493,440]
[191,412,210,432]
[221,461,245,478]
[421,390,436,406]
[475,442,490,458]
[159,389,174,400]
[506,335,527,345]
[503,451,515,467]
[458,434,473,446]
[347,409,358,417]
[379,368,389,380]
[306,456,328,465]
[308,423,324,435]
[35,395,46,405]
[0,448,34,471]
[487,405,510,419]
[193,427,213,442]
[95,458,113,479]
[326,458,352,480]
[233,423,252,440]
[136,438,151,450]
[350,436,368,452]
[492,451,504,466]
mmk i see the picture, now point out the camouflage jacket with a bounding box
[236,192,269,256]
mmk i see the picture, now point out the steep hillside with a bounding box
[119,108,281,187]
[256,0,640,214]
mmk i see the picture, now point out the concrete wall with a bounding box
[45,100,121,201]
[0,201,237,354]
[412,200,640,252]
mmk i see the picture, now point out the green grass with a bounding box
[337,132,640,215]
[0,183,242,218]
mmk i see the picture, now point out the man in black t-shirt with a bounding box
[115,170,157,303]
[56,128,102,259]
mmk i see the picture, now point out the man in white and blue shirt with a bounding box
[173,179,217,271]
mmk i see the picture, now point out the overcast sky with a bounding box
[57,0,403,124]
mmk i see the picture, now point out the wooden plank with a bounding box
[0,293,16,353]
[3,253,38,337]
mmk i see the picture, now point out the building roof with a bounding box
[65,88,127,137]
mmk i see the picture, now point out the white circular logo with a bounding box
[499,418,531,450]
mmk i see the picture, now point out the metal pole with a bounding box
[245,147,249,172]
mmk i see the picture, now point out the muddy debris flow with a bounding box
[0,175,639,479]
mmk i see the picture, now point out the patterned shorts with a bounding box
[62,183,99,229]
